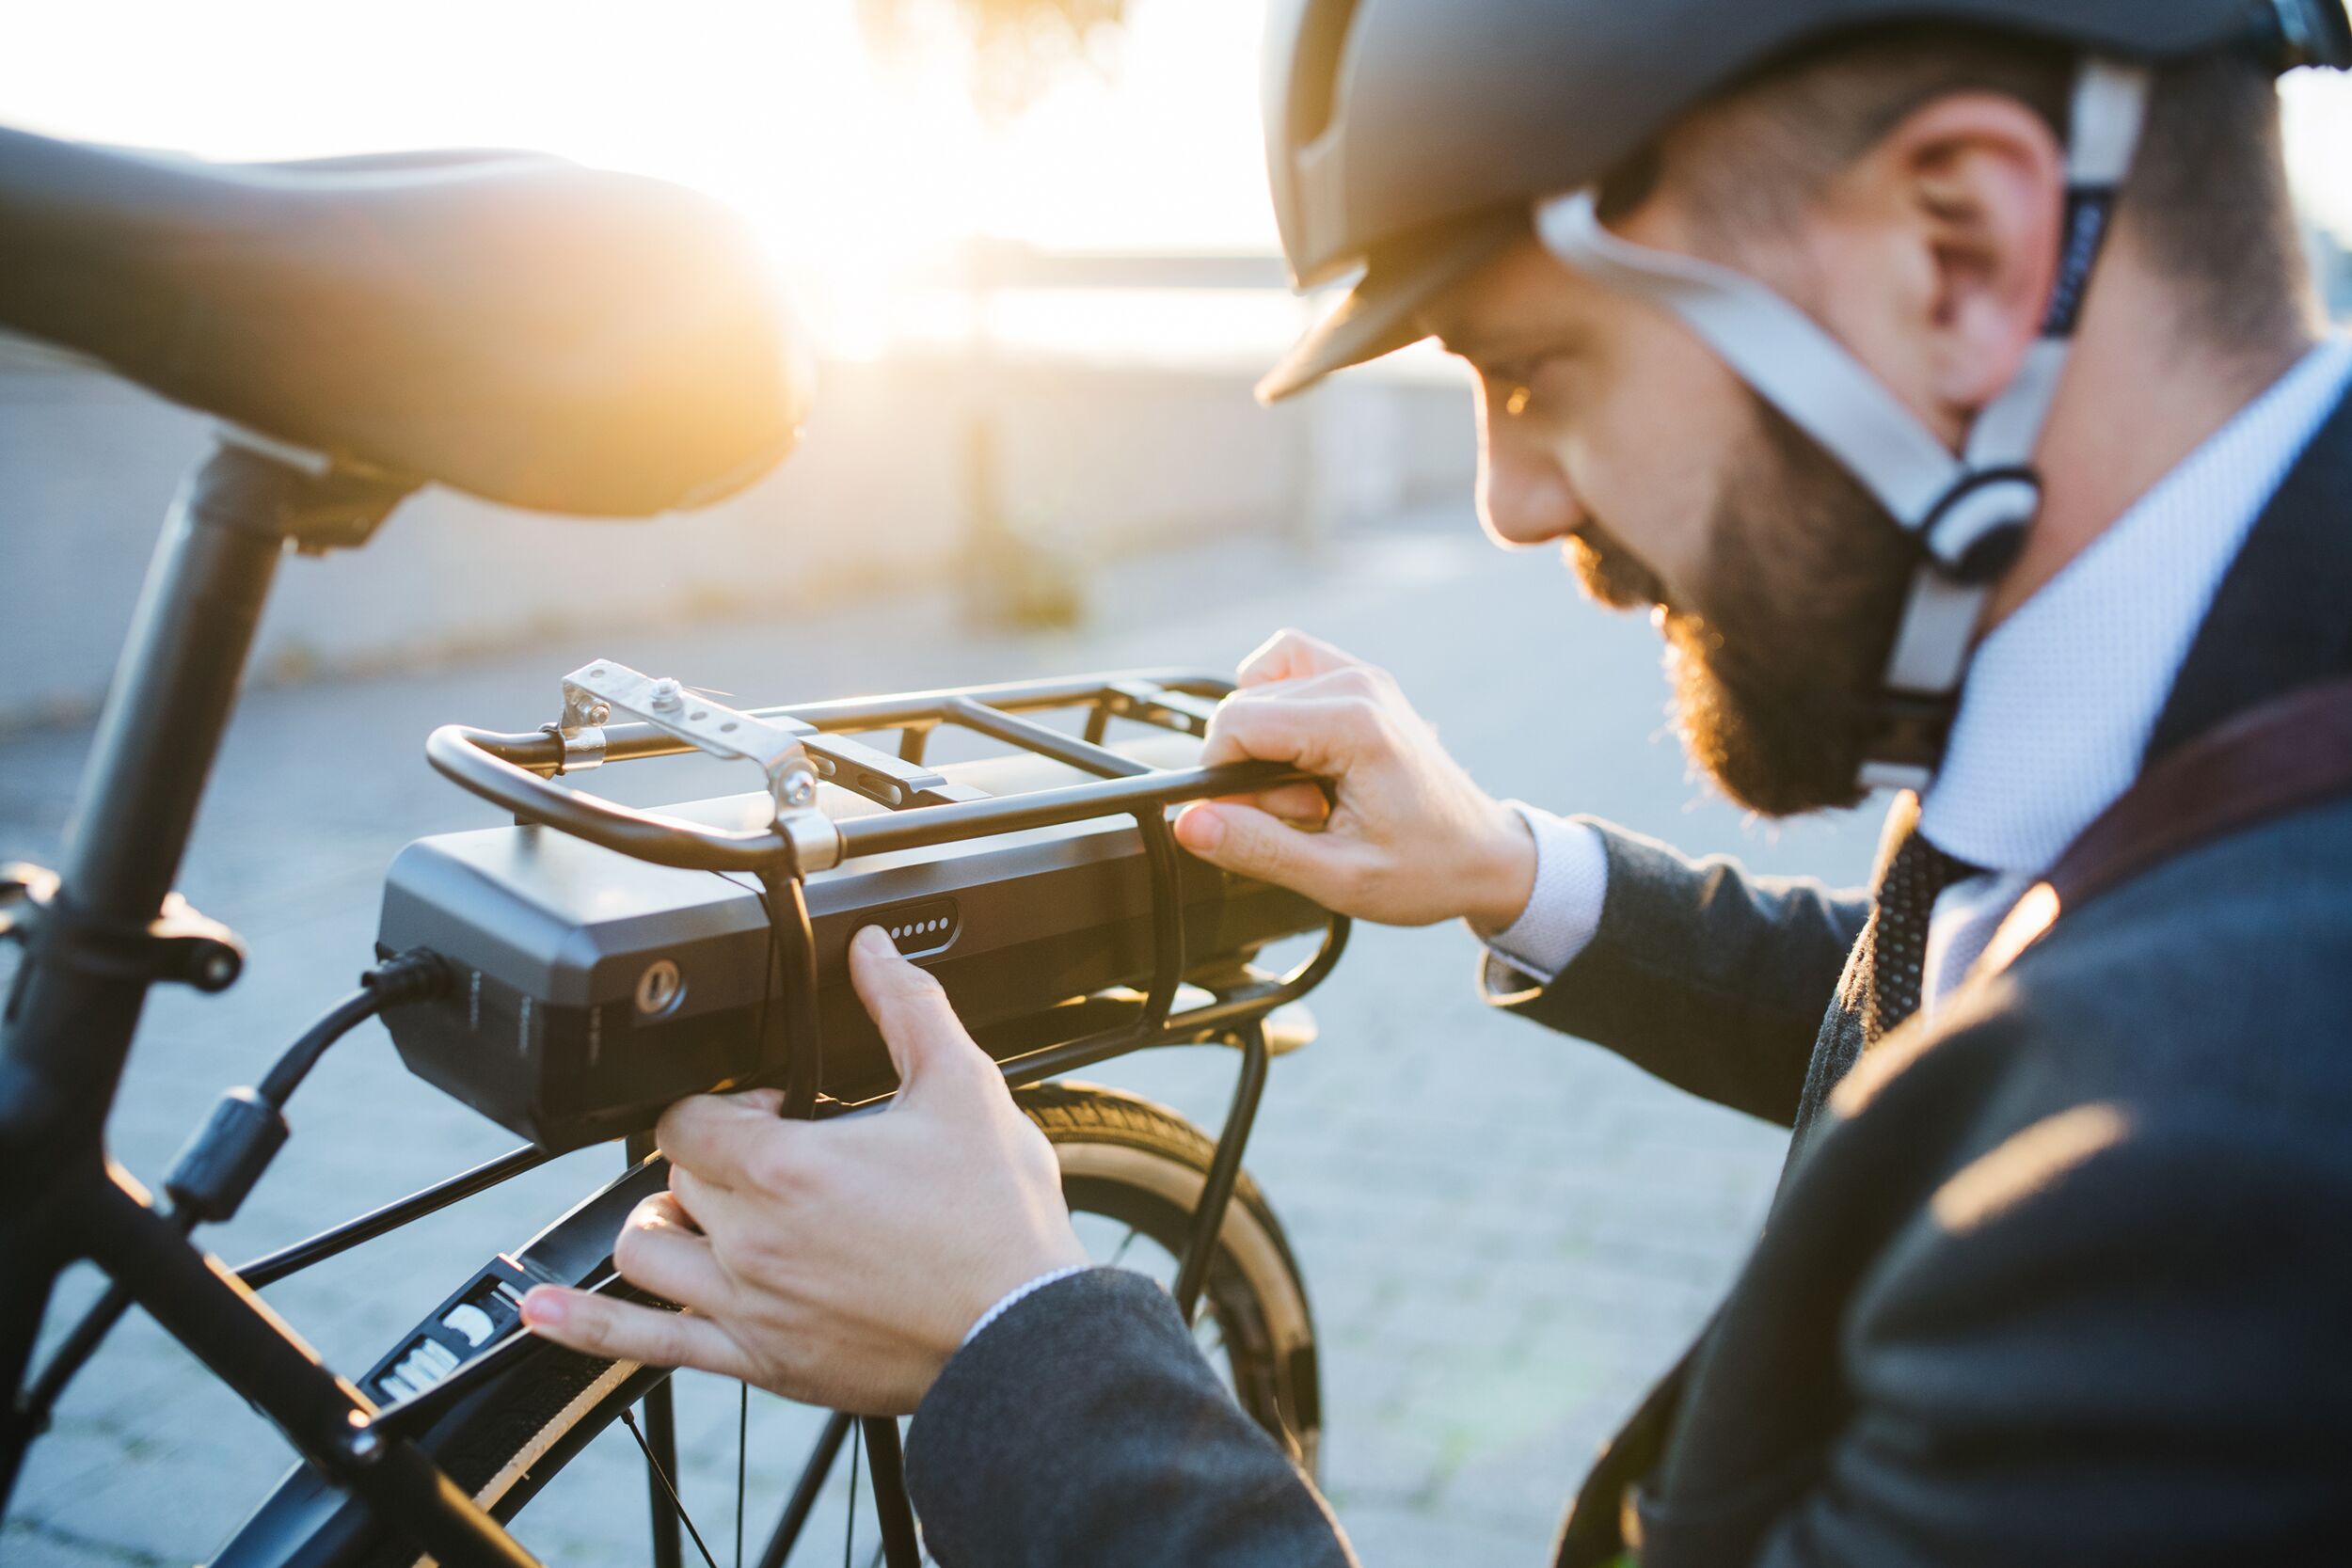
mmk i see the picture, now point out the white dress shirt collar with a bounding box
[1918,338,2352,877]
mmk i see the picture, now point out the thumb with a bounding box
[847,926,993,1105]
[1175,801,1360,907]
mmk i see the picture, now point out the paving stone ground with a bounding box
[1,506,1879,1566]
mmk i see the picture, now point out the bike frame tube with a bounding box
[860,1418,922,1568]
[0,446,537,1568]
[2,441,1350,1564]
[1171,1019,1270,1325]
[1,450,284,1135]
[76,1165,540,1568]
[754,1412,851,1568]
[234,1144,555,1290]
[1,446,290,1505]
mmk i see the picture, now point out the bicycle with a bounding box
[0,128,1346,1568]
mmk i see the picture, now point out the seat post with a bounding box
[0,441,278,1511]
[0,438,408,1524]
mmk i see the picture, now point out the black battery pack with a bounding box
[376,741,1323,1150]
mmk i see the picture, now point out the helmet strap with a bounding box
[1534,56,2152,792]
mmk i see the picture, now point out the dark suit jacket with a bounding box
[903,388,2352,1567]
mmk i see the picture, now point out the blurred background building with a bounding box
[7,0,2352,727]
[1,0,1487,728]
[0,325,1473,727]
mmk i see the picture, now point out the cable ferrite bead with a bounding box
[163,1086,289,1226]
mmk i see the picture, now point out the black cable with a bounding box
[19,949,453,1432]
[258,948,449,1107]
[253,988,382,1105]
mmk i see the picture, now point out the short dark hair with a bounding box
[1613,25,2313,355]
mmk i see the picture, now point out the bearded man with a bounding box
[525,3,2352,1561]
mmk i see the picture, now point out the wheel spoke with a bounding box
[273,1088,1317,1568]
[1106,1224,1142,1269]
[843,1418,863,1568]
[622,1403,723,1568]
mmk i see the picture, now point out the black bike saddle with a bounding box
[0,127,812,516]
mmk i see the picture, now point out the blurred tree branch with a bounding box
[858,0,1131,120]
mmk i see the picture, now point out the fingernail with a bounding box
[519,1287,566,1327]
[854,925,894,956]
[1177,807,1224,851]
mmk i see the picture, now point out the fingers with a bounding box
[1174,800,1366,907]
[666,1162,765,1248]
[658,1093,800,1192]
[846,926,994,1102]
[520,1286,753,1378]
[1200,688,1385,773]
[1236,628,1362,688]
[1218,780,1331,827]
[612,1193,737,1312]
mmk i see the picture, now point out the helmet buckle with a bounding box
[1920,468,2040,585]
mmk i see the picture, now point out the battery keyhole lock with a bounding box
[634,958,685,1018]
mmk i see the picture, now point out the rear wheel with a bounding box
[213,1082,1319,1568]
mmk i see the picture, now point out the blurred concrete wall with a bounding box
[0,349,1473,730]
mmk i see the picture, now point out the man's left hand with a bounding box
[518,925,1090,1416]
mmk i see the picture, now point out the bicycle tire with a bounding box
[210,1082,1320,1568]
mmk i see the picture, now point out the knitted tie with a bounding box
[1863,804,1981,1043]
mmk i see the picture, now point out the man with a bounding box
[521,1,2352,1561]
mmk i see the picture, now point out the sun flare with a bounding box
[0,0,1278,361]
[8,0,2352,367]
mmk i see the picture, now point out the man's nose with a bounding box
[1475,404,1582,549]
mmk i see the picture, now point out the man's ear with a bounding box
[1817,91,2065,430]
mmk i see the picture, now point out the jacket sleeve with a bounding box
[1485,818,1869,1126]
[906,1268,1358,1568]
[1748,1102,2352,1567]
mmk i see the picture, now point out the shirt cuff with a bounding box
[1479,803,1609,988]
[961,1264,1098,1349]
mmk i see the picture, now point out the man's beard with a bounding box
[1566,400,1917,817]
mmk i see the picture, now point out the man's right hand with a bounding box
[1173,629,1537,933]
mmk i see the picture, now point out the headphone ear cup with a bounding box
[2261,0,2352,71]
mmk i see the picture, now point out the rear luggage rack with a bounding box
[404,666,1347,1149]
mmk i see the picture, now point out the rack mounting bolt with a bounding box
[781,767,818,809]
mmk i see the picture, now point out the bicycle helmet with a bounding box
[1260,0,2352,788]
